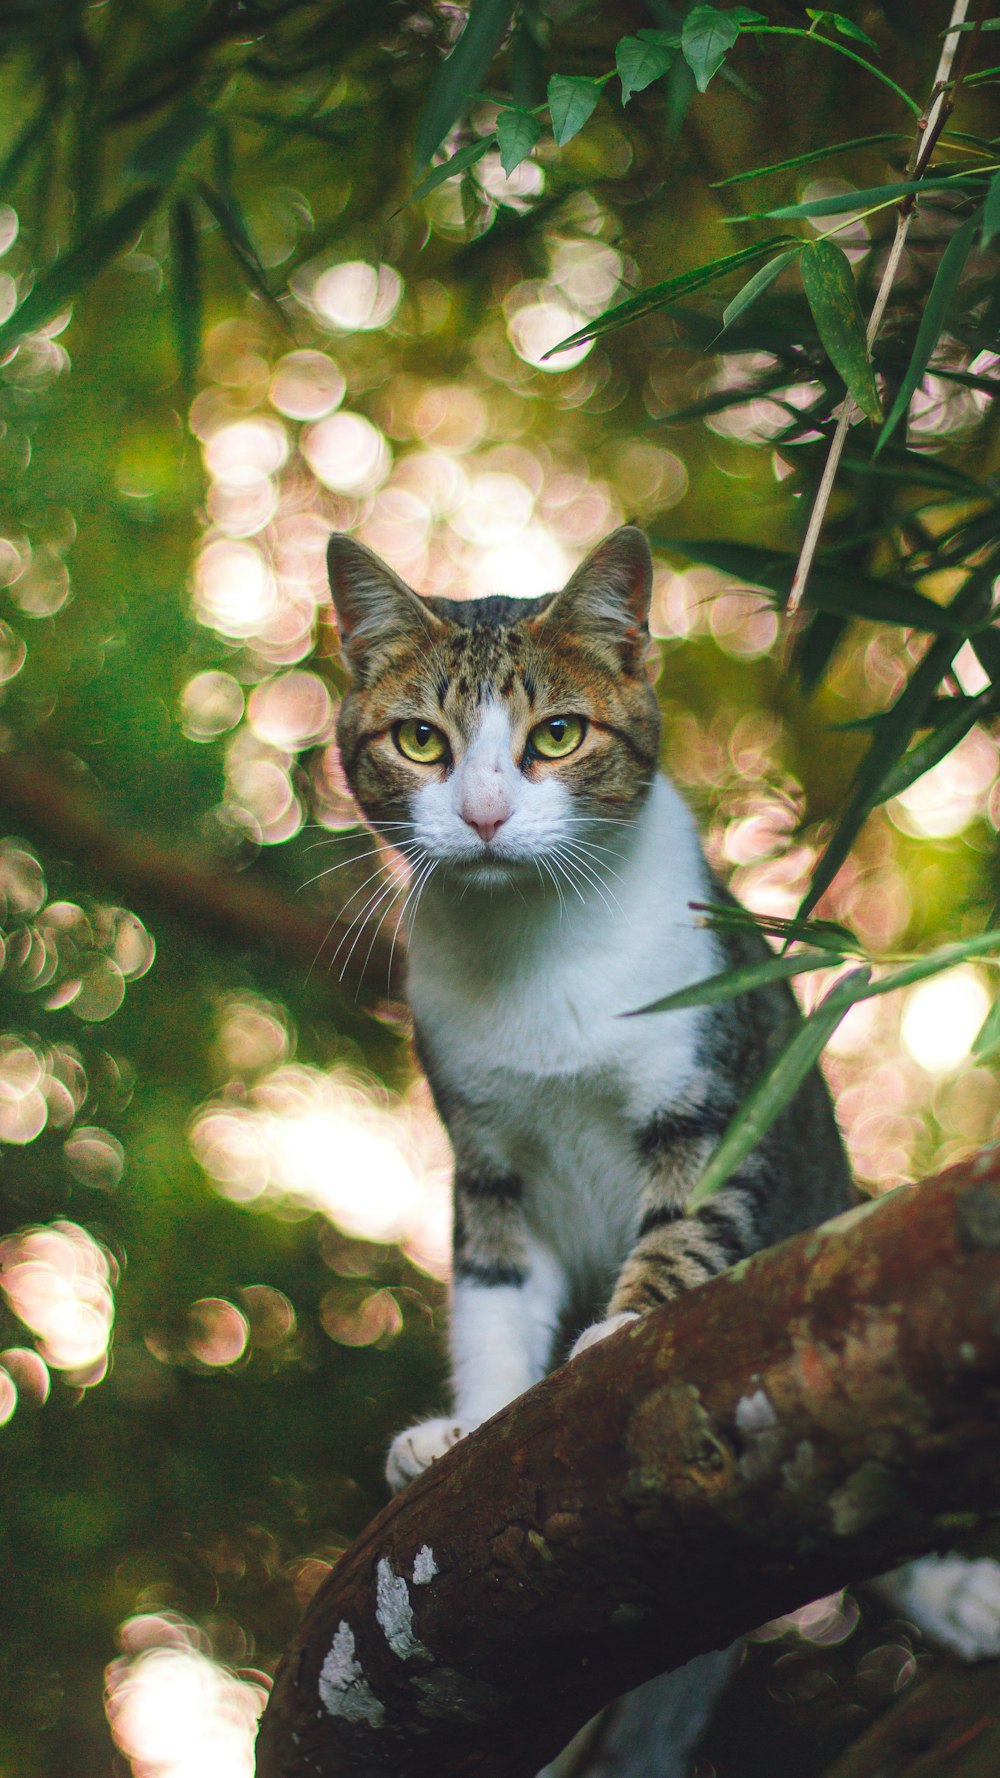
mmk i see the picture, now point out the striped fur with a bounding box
[327,524,851,1413]
[328,525,1000,1778]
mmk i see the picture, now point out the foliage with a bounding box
[0,1,998,1774]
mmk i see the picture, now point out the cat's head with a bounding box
[326,526,661,883]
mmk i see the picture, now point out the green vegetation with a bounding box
[0,1,998,1772]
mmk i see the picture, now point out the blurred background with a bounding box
[0,1,998,1773]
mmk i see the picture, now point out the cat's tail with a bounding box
[536,1646,739,1778]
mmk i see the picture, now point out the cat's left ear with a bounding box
[325,534,445,678]
[536,526,653,663]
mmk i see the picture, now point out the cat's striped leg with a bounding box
[387,1166,565,1491]
[571,1104,764,1357]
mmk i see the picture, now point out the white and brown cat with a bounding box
[327,525,1000,1778]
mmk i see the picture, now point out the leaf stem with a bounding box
[744,27,922,116]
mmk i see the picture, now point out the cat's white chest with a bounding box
[406,774,719,1158]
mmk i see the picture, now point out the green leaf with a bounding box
[876,210,981,454]
[762,173,987,217]
[616,32,677,103]
[681,6,759,92]
[714,133,910,185]
[547,74,602,145]
[660,540,958,634]
[720,247,800,333]
[414,0,517,167]
[871,685,1000,806]
[840,446,987,497]
[798,566,994,920]
[196,181,289,332]
[629,948,843,1017]
[0,184,163,349]
[805,10,878,49]
[685,968,871,1209]
[495,106,541,175]
[972,996,1000,1060]
[404,135,494,205]
[691,902,859,952]
[168,197,202,399]
[981,168,1000,249]
[0,104,49,191]
[800,237,882,423]
[851,931,1000,1000]
[125,102,210,184]
[542,236,795,354]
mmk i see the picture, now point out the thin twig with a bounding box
[787,0,979,617]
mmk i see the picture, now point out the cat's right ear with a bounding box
[326,535,443,677]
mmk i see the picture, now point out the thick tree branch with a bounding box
[255,1150,1000,1778]
[0,749,400,992]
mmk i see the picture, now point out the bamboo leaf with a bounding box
[805,10,878,49]
[876,210,982,454]
[841,447,988,496]
[405,136,494,205]
[685,968,871,1209]
[196,180,289,331]
[972,996,1000,1059]
[547,74,602,144]
[800,237,882,422]
[690,901,859,952]
[762,174,987,217]
[713,133,909,185]
[616,32,677,103]
[873,688,999,806]
[720,247,800,332]
[541,236,795,355]
[168,196,202,399]
[852,932,1000,1000]
[798,567,994,920]
[628,948,843,1017]
[981,168,1000,249]
[660,540,959,633]
[414,0,517,167]
[0,184,162,349]
[125,102,210,184]
[496,106,541,175]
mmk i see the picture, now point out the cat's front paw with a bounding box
[386,1416,472,1493]
[879,1554,1000,1661]
[570,1312,640,1360]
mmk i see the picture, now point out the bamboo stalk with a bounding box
[786,0,975,617]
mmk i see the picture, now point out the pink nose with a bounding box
[463,812,508,844]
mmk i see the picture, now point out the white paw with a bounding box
[881,1554,1000,1661]
[570,1312,640,1360]
[385,1416,471,1493]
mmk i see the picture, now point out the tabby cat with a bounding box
[327,525,1000,1778]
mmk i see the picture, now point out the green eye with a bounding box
[528,715,586,760]
[394,719,448,764]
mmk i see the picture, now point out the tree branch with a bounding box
[0,749,400,993]
[255,1149,1000,1778]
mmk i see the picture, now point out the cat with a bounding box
[326,524,1000,1777]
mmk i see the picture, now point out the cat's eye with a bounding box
[527,715,586,760]
[393,718,449,764]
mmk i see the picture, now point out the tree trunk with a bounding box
[255,1150,1000,1778]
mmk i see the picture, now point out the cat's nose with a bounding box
[461,801,510,844]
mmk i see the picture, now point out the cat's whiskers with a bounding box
[299,844,401,891]
[551,843,623,922]
[385,856,438,993]
[325,847,420,980]
[336,871,411,983]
